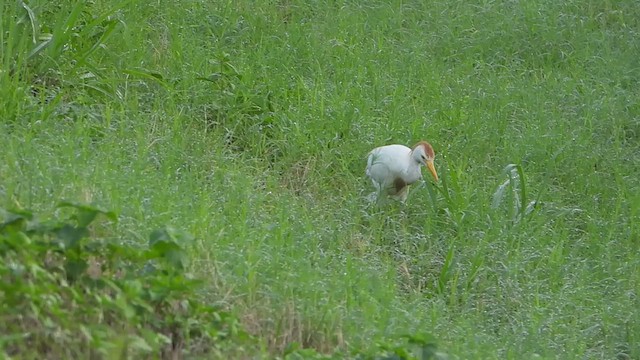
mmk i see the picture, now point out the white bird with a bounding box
[366,141,439,203]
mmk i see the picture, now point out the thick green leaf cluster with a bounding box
[0,202,245,358]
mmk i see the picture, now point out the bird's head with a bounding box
[412,141,439,182]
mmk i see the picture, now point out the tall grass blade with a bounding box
[491,179,510,209]
[437,169,455,212]
[424,179,438,212]
[49,2,85,58]
[76,19,121,65]
[27,35,52,60]
[437,244,455,294]
[19,0,37,44]
[514,163,527,219]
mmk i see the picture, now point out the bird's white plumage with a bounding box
[367,145,419,189]
[366,142,438,203]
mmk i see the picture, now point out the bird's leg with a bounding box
[376,189,387,206]
[398,185,410,203]
[366,191,379,204]
[366,181,385,206]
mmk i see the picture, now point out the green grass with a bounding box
[1,0,639,358]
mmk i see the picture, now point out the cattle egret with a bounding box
[366,141,439,203]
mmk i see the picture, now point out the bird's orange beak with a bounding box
[426,160,438,182]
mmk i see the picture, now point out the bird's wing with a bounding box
[370,146,411,172]
[366,146,409,187]
[366,150,388,180]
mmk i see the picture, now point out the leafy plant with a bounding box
[0,203,248,358]
[369,334,448,360]
[279,334,448,360]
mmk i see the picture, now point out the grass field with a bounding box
[1,0,639,358]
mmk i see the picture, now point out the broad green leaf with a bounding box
[0,231,32,253]
[64,258,88,282]
[149,227,194,246]
[57,201,118,227]
[122,68,168,87]
[0,215,28,233]
[148,228,192,270]
[149,227,174,246]
[0,208,33,233]
[56,224,89,249]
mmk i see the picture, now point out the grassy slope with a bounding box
[2,0,639,358]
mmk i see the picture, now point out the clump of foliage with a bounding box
[0,202,248,358]
[0,203,448,359]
